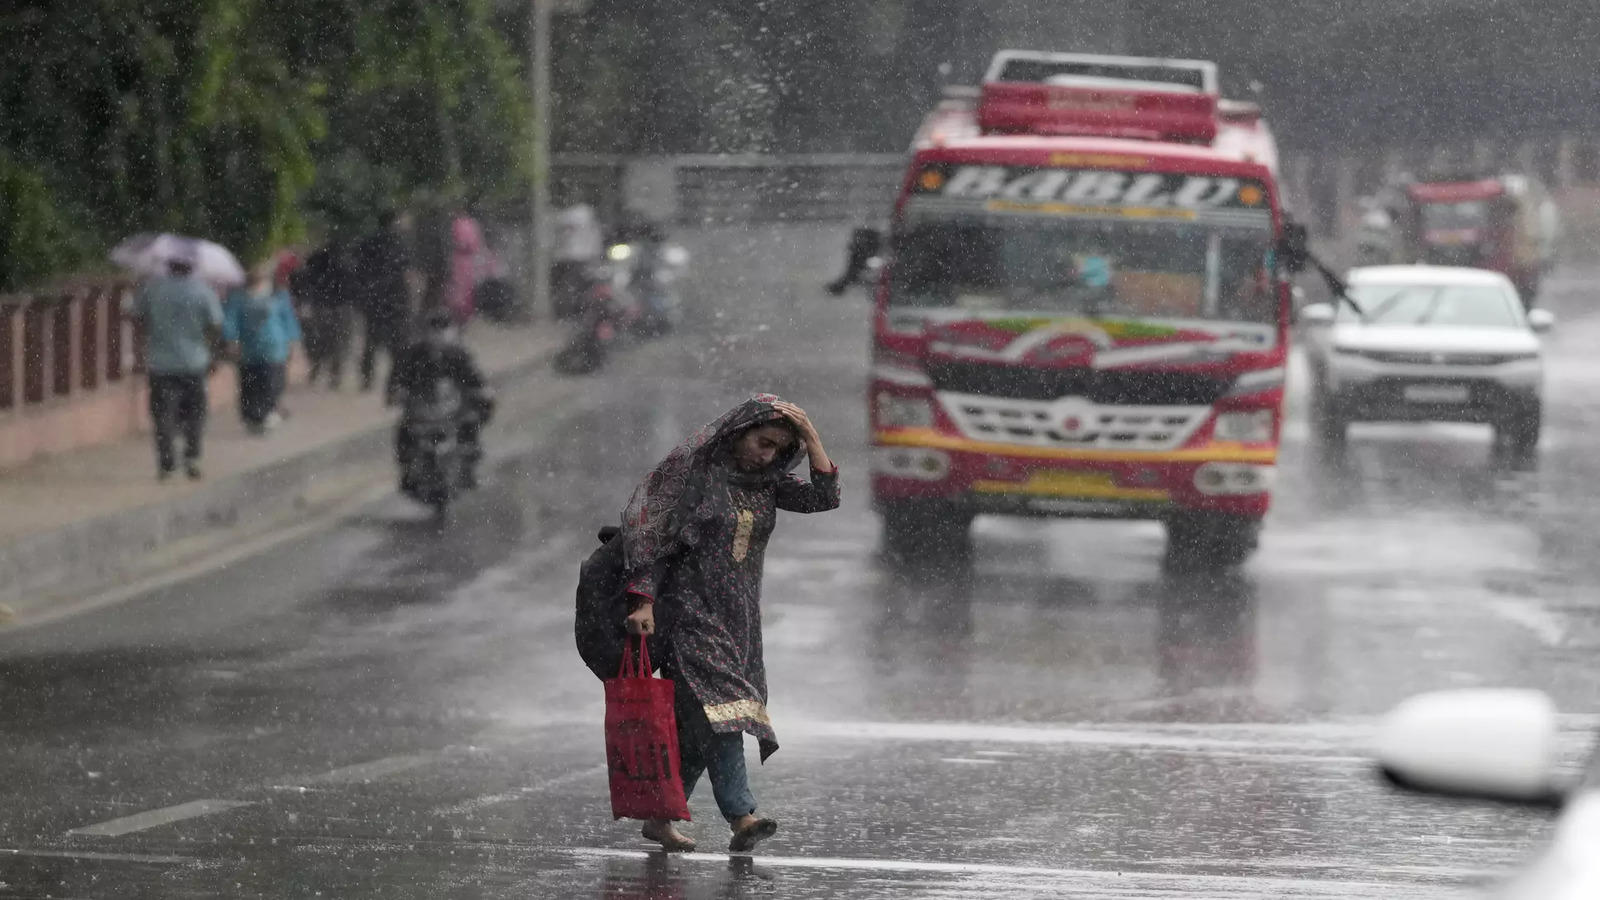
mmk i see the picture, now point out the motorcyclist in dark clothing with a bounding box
[387,309,493,491]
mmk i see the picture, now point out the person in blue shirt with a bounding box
[223,263,302,434]
[130,257,225,480]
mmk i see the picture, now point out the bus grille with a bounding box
[941,392,1208,451]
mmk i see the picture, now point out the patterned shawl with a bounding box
[619,393,802,572]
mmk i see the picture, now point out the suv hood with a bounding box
[1332,324,1539,355]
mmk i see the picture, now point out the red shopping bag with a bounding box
[605,636,691,821]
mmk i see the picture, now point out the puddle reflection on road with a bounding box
[861,540,1266,722]
[599,852,776,900]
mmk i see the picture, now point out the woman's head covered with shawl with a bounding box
[619,394,802,570]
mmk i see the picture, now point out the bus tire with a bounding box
[1164,512,1260,572]
[880,501,972,563]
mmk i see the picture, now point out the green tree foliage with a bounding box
[0,154,87,292]
[0,0,531,288]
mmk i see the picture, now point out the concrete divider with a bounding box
[0,328,566,624]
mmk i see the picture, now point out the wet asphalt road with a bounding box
[2,225,1599,899]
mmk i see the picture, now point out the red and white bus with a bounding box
[869,51,1307,568]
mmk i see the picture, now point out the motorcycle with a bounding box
[553,257,630,375]
[552,238,689,374]
[621,239,689,337]
[398,377,470,519]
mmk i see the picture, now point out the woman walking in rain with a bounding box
[618,394,839,853]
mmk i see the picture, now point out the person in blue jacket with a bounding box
[224,262,302,434]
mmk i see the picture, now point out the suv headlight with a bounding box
[876,392,935,429]
[1214,410,1274,443]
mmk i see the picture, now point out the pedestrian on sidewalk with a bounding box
[293,240,357,389]
[617,394,840,854]
[446,212,490,328]
[352,211,413,392]
[223,262,302,434]
[128,255,225,480]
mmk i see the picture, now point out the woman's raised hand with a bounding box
[773,401,818,442]
[773,401,833,472]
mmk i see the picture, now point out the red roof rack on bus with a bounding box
[975,51,1221,144]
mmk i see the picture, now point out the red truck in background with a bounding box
[1357,173,1561,306]
[868,51,1308,570]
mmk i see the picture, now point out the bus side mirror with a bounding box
[1375,689,1565,808]
[853,227,883,255]
[1279,223,1310,274]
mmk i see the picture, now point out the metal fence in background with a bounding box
[553,153,904,228]
[554,138,1600,258]
[670,154,904,226]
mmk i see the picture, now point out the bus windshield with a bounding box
[889,217,1278,323]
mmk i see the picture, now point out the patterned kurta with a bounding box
[626,463,840,760]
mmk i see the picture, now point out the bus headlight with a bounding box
[876,392,935,429]
[1213,410,1274,444]
[1194,463,1276,495]
[872,447,950,481]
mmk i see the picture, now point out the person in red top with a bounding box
[617,395,839,854]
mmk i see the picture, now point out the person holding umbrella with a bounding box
[127,251,226,480]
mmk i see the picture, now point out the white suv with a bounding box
[1299,265,1553,457]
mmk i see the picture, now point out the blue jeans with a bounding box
[676,697,757,823]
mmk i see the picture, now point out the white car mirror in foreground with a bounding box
[1528,308,1556,333]
[1298,302,1335,326]
[1376,688,1563,806]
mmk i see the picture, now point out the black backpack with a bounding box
[575,474,704,680]
[574,526,634,680]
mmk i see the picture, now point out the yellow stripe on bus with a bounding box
[973,470,1169,501]
[874,429,1278,465]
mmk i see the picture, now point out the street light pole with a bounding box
[529,0,553,322]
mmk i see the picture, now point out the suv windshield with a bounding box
[889,218,1277,323]
[1345,283,1521,328]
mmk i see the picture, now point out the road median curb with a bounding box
[0,336,565,626]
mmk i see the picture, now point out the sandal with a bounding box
[641,821,697,853]
[728,817,778,853]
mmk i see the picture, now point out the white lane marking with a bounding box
[68,799,253,837]
[567,848,1467,897]
[1139,855,1509,880]
[787,719,1358,755]
[939,757,999,765]
[280,754,434,788]
[1144,749,1368,766]
[0,847,194,864]
[429,765,607,817]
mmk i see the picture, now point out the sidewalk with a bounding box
[0,321,565,622]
